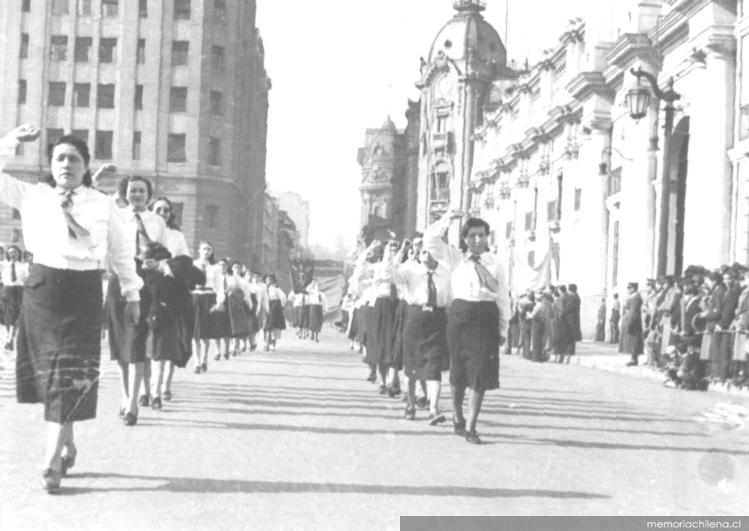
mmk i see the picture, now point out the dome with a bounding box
[381,116,397,133]
[428,1,506,66]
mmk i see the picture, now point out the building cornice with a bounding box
[566,71,615,102]
[605,33,661,70]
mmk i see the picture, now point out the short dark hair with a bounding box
[266,273,277,285]
[459,217,491,253]
[151,196,180,230]
[119,176,154,202]
[45,135,93,187]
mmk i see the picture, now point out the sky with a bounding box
[257,0,596,251]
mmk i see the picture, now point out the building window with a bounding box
[137,39,146,64]
[132,131,141,160]
[22,0,31,12]
[72,129,88,144]
[95,130,113,159]
[48,82,66,106]
[214,0,226,24]
[211,45,225,72]
[436,115,447,133]
[78,0,91,15]
[20,34,29,58]
[210,91,224,116]
[206,204,218,228]
[18,80,27,104]
[51,0,68,15]
[134,85,143,110]
[171,41,189,65]
[505,222,513,239]
[574,188,582,211]
[97,84,115,108]
[12,208,21,220]
[524,212,533,231]
[430,163,450,201]
[74,36,92,62]
[527,251,535,268]
[208,137,221,166]
[101,0,118,17]
[167,134,186,162]
[73,83,90,107]
[547,200,557,222]
[99,38,117,63]
[50,35,68,61]
[174,0,191,19]
[46,128,64,155]
[169,87,187,112]
[139,0,147,17]
[12,229,22,244]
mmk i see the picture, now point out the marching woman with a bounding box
[385,239,450,424]
[209,258,233,361]
[1,245,29,350]
[306,279,327,342]
[299,273,311,339]
[227,261,254,356]
[192,241,219,372]
[290,288,305,338]
[264,274,287,351]
[424,209,510,444]
[1,124,142,490]
[149,197,194,403]
[107,175,167,423]
[248,272,268,351]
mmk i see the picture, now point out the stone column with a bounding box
[683,44,736,268]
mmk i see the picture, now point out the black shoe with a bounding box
[429,413,446,426]
[41,468,61,492]
[224,353,230,360]
[163,390,172,401]
[416,397,428,409]
[201,362,207,372]
[378,385,387,395]
[194,366,202,374]
[404,407,416,420]
[123,412,138,426]
[453,418,466,436]
[387,387,401,398]
[138,395,150,407]
[151,397,163,410]
[625,360,638,367]
[465,430,482,444]
[215,354,221,361]
[60,446,77,476]
[366,373,377,382]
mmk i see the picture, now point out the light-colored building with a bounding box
[415,0,748,338]
[357,102,420,243]
[0,0,270,267]
[277,191,310,249]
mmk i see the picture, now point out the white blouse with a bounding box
[0,260,29,287]
[164,227,189,257]
[117,206,167,258]
[386,259,451,308]
[0,136,142,301]
[424,212,511,337]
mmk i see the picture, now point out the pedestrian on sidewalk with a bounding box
[715,268,741,382]
[595,298,606,342]
[609,293,620,344]
[561,284,582,363]
[424,209,510,445]
[530,292,549,362]
[0,124,142,491]
[620,282,644,366]
[698,270,726,376]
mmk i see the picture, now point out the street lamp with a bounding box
[628,67,681,277]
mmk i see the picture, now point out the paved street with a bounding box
[1,328,748,530]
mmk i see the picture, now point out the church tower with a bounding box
[416,0,507,228]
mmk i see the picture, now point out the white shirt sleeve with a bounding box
[423,212,462,270]
[0,135,31,210]
[495,259,511,339]
[107,202,143,301]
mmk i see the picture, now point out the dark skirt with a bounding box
[531,320,546,362]
[447,299,500,392]
[192,291,213,340]
[403,305,448,381]
[300,305,311,329]
[390,299,407,365]
[16,265,103,423]
[309,304,323,333]
[364,296,398,367]
[2,285,23,326]
[348,308,359,341]
[248,294,259,335]
[357,305,370,345]
[107,274,148,364]
[227,290,253,337]
[198,293,231,339]
[265,299,286,331]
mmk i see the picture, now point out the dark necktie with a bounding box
[10,261,17,283]
[469,254,499,293]
[426,271,437,308]
[133,212,153,254]
[60,190,90,239]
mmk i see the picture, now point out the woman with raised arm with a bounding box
[0,124,142,491]
[423,209,510,445]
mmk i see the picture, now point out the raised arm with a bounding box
[0,124,41,209]
[423,210,463,270]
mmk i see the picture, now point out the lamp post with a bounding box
[626,67,680,277]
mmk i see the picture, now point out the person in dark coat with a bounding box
[609,293,621,344]
[529,292,549,362]
[561,284,582,362]
[620,282,644,366]
[552,286,567,362]
[715,269,741,382]
[731,266,749,386]
[698,271,726,375]
[595,298,606,342]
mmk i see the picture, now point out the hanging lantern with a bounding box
[626,77,651,120]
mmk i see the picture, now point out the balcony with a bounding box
[431,131,452,153]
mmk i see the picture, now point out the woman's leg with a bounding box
[43,422,66,472]
[426,380,441,415]
[140,359,151,404]
[151,360,166,401]
[117,359,129,412]
[163,361,175,396]
[193,339,202,371]
[127,362,144,415]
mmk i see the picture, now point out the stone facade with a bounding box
[0,0,270,268]
[277,191,310,249]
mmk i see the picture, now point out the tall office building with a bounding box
[0,0,270,266]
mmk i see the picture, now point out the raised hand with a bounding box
[448,208,465,220]
[92,164,117,186]
[11,123,41,143]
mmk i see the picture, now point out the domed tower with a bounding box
[357,118,398,238]
[416,0,506,227]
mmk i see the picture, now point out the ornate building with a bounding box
[357,103,420,243]
[0,0,270,267]
[411,0,749,338]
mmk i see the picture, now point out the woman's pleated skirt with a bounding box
[1,285,23,326]
[107,274,148,364]
[363,296,398,367]
[309,304,324,333]
[264,299,286,331]
[447,299,500,391]
[402,305,448,381]
[16,265,103,423]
